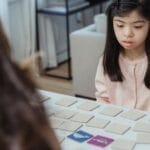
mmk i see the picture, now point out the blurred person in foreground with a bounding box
[0,20,61,150]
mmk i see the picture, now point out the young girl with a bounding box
[95,0,150,111]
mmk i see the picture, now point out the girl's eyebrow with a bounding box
[113,19,145,24]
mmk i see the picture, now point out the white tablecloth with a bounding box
[39,90,150,150]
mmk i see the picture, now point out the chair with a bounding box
[70,13,107,99]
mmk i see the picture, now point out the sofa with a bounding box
[70,13,107,99]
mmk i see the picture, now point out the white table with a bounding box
[39,90,150,150]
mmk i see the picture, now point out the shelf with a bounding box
[37,2,100,16]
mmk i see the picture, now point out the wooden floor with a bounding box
[31,60,74,96]
[35,75,74,96]
[46,61,69,78]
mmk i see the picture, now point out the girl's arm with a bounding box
[95,56,110,104]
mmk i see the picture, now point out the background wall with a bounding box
[37,0,100,68]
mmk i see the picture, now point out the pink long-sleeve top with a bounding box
[95,53,150,111]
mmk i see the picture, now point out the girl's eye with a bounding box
[134,26,143,29]
[116,24,124,28]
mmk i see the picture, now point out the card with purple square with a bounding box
[87,135,114,148]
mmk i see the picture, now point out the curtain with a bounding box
[0,0,36,62]
[37,0,57,68]
[38,14,57,68]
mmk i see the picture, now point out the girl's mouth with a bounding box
[122,41,133,47]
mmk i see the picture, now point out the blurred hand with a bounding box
[19,52,41,78]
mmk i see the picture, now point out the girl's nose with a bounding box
[124,27,134,38]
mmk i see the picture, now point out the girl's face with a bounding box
[113,10,150,51]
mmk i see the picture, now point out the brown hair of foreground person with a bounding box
[0,21,61,150]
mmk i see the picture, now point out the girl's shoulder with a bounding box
[98,55,104,65]
[96,55,105,77]
[97,55,104,72]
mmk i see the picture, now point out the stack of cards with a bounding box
[105,122,130,135]
[111,139,136,150]
[57,135,65,143]
[121,110,145,121]
[50,117,64,129]
[54,110,76,119]
[136,133,150,144]
[99,106,123,117]
[86,117,110,129]
[40,94,51,102]
[70,113,94,123]
[78,101,100,111]
[55,97,77,107]
[87,135,114,148]
[133,121,150,133]
[67,130,93,143]
[58,121,83,132]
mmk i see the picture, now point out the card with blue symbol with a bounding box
[67,130,93,143]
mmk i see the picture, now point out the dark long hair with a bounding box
[0,22,60,150]
[103,0,150,88]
